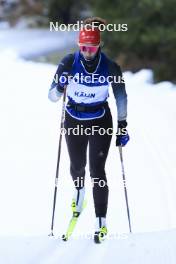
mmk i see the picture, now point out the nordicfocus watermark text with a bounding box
[54,73,125,85]
[74,177,107,189]
[58,233,128,240]
[50,20,128,32]
[60,125,127,136]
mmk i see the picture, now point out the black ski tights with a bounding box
[64,106,113,217]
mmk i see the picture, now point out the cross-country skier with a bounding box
[48,17,130,243]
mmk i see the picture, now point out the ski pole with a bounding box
[118,146,132,233]
[49,85,67,236]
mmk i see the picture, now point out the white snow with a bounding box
[0,48,176,263]
[0,29,77,59]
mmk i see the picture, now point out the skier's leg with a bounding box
[64,111,88,213]
[89,107,113,218]
[64,111,88,190]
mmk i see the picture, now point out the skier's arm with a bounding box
[108,59,129,146]
[108,60,127,126]
[48,54,74,102]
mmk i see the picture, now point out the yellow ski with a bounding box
[62,200,87,241]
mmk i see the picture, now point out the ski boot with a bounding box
[62,187,86,241]
[94,217,108,244]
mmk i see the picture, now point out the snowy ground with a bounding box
[1,229,176,264]
[0,29,77,59]
[0,38,176,263]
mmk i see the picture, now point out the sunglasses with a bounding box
[79,45,99,53]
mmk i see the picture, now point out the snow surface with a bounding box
[0,29,77,59]
[0,47,176,263]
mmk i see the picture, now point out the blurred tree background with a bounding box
[91,0,176,82]
[1,0,175,82]
[47,0,90,24]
